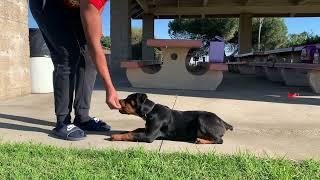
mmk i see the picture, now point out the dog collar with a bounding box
[141,100,156,119]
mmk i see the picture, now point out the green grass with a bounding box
[0,143,319,180]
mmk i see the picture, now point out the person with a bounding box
[29,0,121,141]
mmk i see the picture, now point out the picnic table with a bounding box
[274,63,320,93]
[230,52,266,75]
[231,44,320,93]
[121,39,228,90]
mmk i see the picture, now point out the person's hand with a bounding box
[105,86,121,110]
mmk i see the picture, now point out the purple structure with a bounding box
[209,41,225,63]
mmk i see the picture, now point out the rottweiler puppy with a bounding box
[111,93,233,144]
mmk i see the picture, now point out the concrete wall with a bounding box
[0,0,31,100]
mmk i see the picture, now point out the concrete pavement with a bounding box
[0,73,320,160]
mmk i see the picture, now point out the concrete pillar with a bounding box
[239,14,253,54]
[110,0,131,76]
[0,0,31,100]
[142,14,155,60]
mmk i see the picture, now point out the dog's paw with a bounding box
[110,134,122,141]
[194,138,215,144]
[110,134,116,141]
[195,138,201,144]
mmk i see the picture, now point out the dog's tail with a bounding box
[223,121,233,131]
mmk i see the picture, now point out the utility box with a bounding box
[209,36,225,63]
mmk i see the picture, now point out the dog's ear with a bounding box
[138,93,148,104]
[136,93,148,117]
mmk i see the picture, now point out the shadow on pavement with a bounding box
[95,72,320,106]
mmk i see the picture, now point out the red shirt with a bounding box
[89,0,107,10]
[64,0,107,10]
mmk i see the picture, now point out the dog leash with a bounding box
[158,95,178,152]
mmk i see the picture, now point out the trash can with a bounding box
[209,36,225,63]
[29,28,54,93]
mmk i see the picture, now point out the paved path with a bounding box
[0,74,320,160]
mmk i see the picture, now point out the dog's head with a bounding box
[119,93,149,116]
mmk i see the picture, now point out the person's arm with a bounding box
[99,4,106,15]
[79,0,121,109]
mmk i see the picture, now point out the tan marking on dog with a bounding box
[119,99,137,115]
[111,133,134,141]
[195,138,215,144]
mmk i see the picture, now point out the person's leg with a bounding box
[65,10,96,122]
[73,45,97,123]
[70,9,110,131]
[73,45,111,131]
[29,0,79,129]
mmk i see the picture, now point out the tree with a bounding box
[257,18,264,51]
[169,18,239,56]
[288,32,320,47]
[132,28,143,44]
[100,28,143,49]
[252,18,288,51]
[168,17,288,53]
[306,34,320,45]
[100,36,111,48]
[169,18,238,42]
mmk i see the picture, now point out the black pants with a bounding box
[29,0,97,127]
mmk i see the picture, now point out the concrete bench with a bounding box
[121,39,228,91]
[266,44,320,63]
[121,60,162,68]
[291,44,320,64]
[226,61,247,73]
[229,45,320,93]
[245,48,296,82]
[264,47,294,63]
[249,61,284,82]
[232,52,266,75]
[273,63,320,93]
[259,44,320,63]
[262,45,320,87]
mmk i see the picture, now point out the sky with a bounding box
[28,3,320,39]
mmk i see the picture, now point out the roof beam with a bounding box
[240,0,258,6]
[131,5,142,16]
[290,0,312,5]
[203,0,208,7]
[130,3,140,11]
[132,9,145,19]
[297,0,312,5]
[136,0,150,13]
[239,0,249,6]
[153,5,320,16]
[152,0,160,5]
